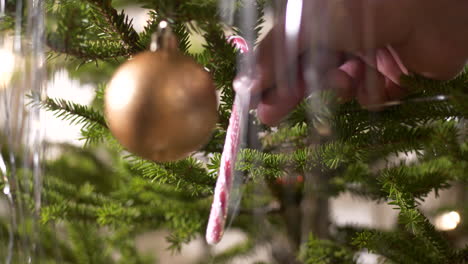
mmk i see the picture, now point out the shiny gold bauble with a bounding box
[105,50,218,162]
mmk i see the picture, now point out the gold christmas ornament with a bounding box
[105,24,218,162]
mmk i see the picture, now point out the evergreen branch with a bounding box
[138,12,192,54]
[165,210,205,252]
[36,97,113,146]
[0,218,78,264]
[47,37,130,61]
[274,98,455,161]
[127,156,215,197]
[235,148,288,180]
[42,198,205,253]
[42,188,207,256]
[201,126,226,153]
[199,22,238,126]
[137,0,220,24]
[263,117,462,170]
[43,169,209,234]
[401,69,468,98]
[398,208,452,262]
[45,176,114,206]
[170,21,192,54]
[288,89,465,144]
[454,247,468,263]
[80,123,112,147]
[46,1,139,61]
[41,198,162,227]
[0,14,15,31]
[257,120,464,200]
[116,177,210,203]
[381,173,453,262]
[299,234,356,264]
[353,230,439,264]
[34,96,107,128]
[262,122,309,149]
[379,159,455,201]
[197,239,256,264]
[68,223,114,264]
[41,201,99,224]
[85,0,142,53]
[232,142,362,181]
[232,143,359,182]
[95,83,106,103]
[107,229,154,264]
[330,162,386,200]
[254,0,267,45]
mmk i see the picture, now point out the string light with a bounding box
[435,211,461,231]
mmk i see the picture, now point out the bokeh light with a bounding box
[0,46,16,88]
[435,211,461,231]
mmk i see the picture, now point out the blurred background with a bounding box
[0,2,466,264]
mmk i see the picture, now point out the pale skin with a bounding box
[236,0,468,126]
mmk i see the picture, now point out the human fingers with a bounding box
[332,59,364,101]
[357,47,408,101]
[256,68,307,126]
[247,26,321,103]
[239,0,416,103]
[334,58,389,109]
[250,31,341,124]
[356,46,408,85]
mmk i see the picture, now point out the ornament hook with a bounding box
[150,20,178,52]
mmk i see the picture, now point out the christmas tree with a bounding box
[0,0,467,263]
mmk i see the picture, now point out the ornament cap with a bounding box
[150,21,178,52]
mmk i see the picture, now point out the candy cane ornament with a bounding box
[206,97,243,245]
[227,35,250,54]
[206,36,251,245]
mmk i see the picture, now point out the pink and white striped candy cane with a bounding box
[227,35,250,54]
[206,98,243,245]
[206,74,252,244]
[206,35,252,245]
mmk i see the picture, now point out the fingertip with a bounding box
[356,70,387,111]
[256,82,305,126]
[384,78,407,101]
[375,47,407,85]
[257,103,282,126]
[257,95,302,126]
[325,69,355,102]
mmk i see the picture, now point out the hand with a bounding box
[237,0,468,126]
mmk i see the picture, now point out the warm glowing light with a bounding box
[159,20,168,29]
[0,47,16,88]
[0,155,6,175]
[285,0,303,38]
[0,0,5,16]
[435,211,461,231]
[107,69,137,110]
[3,185,10,195]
